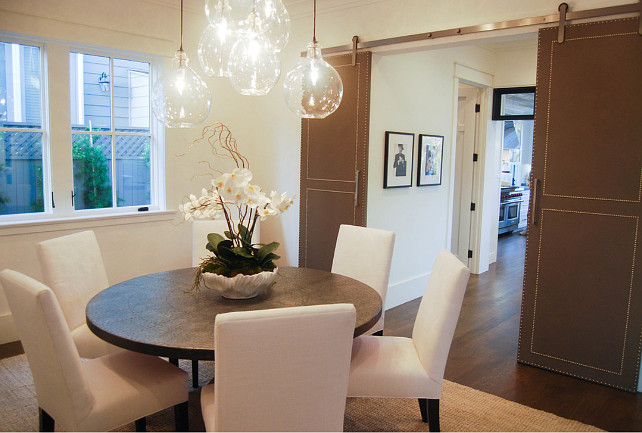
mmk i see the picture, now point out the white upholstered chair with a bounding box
[347,250,470,432]
[36,230,120,359]
[0,269,189,432]
[200,304,356,432]
[331,224,395,335]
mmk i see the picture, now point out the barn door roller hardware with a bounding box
[558,3,569,43]
[352,36,359,66]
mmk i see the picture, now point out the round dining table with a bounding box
[86,266,382,362]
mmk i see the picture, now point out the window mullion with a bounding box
[110,57,117,209]
[47,42,74,217]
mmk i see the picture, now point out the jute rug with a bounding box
[0,354,602,432]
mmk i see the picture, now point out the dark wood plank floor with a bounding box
[2,234,639,431]
[384,233,642,432]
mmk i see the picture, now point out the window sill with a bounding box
[0,210,178,236]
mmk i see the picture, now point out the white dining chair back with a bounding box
[37,230,108,331]
[412,249,471,384]
[36,230,119,358]
[347,250,470,431]
[331,224,395,335]
[0,269,189,432]
[200,304,356,432]
[192,219,260,267]
[0,269,93,426]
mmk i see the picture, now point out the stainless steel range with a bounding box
[498,186,523,235]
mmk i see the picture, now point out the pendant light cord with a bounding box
[313,0,317,43]
[180,0,184,52]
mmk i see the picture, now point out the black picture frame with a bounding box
[384,131,414,188]
[417,134,443,186]
[492,86,536,120]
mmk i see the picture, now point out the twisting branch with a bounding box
[177,123,250,181]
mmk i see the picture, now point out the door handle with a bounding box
[354,170,361,207]
[531,178,540,226]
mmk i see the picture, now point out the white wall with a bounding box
[0,0,629,344]
[366,45,496,307]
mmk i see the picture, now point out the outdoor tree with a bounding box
[72,134,112,209]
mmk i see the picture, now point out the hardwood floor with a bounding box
[1,234,639,431]
[384,233,642,432]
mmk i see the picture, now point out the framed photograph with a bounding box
[417,134,443,186]
[384,131,414,188]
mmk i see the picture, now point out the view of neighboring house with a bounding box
[0,45,151,214]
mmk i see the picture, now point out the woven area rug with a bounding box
[0,354,602,432]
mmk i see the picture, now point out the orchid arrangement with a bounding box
[179,123,295,289]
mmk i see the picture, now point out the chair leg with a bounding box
[428,399,440,432]
[175,401,189,432]
[418,398,428,422]
[373,330,384,336]
[192,359,199,388]
[135,417,147,432]
[38,407,54,432]
[418,399,440,431]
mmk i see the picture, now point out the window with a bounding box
[0,41,45,216]
[70,53,152,210]
[0,36,163,223]
[492,86,536,120]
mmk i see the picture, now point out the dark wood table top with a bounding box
[86,266,382,360]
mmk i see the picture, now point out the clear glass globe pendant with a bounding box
[228,8,281,96]
[199,0,235,77]
[256,0,290,52]
[152,0,211,128]
[151,49,212,128]
[283,40,343,119]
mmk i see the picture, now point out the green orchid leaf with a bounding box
[216,241,238,261]
[207,233,225,249]
[262,262,277,272]
[239,238,253,250]
[259,252,280,265]
[231,247,254,259]
[257,241,280,262]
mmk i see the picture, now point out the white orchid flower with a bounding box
[181,166,295,226]
[267,191,296,215]
[258,206,274,221]
[244,184,270,209]
[213,168,252,190]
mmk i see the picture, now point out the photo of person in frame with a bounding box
[393,143,407,177]
[425,146,435,175]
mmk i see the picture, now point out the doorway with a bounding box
[451,84,478,266]
[450,75,495,275]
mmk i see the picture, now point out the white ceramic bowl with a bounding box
[201,268,278,299]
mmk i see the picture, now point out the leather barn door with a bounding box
[518,18,642,391]
[299,51,371,271]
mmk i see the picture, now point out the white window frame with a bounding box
[0,37,51,222]
[0,34,166,226]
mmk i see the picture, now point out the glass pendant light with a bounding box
[152,0,211,128]
[227,1,281,96]
[256,0,290,52]
[199,0,235,77]
[283,0,343,119]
